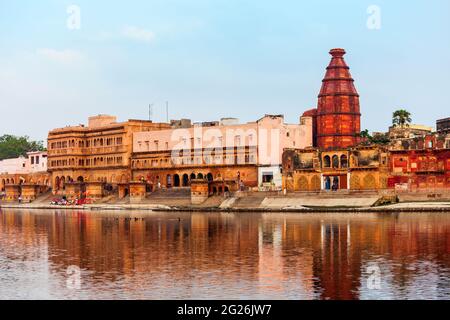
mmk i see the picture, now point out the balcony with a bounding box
[48,146,127,156]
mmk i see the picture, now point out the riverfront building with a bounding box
[2,48,448,204]
[388,133,450,191]
[47,115,170,198]
[0,151,50,202]
[132,114,313,193]
[282,145,389,192]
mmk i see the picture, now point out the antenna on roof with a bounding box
[166,101,169,123]
[149,103,153,121]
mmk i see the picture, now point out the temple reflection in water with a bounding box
[0,210,449,299]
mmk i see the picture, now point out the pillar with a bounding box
[191,179,209,204]
[20,184,38,203]
[85,181,104,199]
[129,181,146,203]
[5,184,21,202]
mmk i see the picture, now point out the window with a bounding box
[31,156,35,165]
[36,156,39,165]
[235,135,241,146]
[323,155,331,167]
[262,172,274,183]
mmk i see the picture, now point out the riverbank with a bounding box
[1,200,450,213]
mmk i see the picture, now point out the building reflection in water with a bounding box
[0,209,449,299]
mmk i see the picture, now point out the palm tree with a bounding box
[392,109,412,128]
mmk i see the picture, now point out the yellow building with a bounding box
[47,115,170,197]
[282,145,389,192]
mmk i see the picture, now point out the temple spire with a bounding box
[316,48,361,149]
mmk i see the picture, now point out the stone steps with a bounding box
[148,187,191,199]
[32,191,55,204]
[233,196,265,208]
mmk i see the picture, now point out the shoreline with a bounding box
[1,202,450,213]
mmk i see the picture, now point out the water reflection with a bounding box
[0,210,449,300]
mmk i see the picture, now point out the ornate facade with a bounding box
[282,145,389,192]
[132,114,313,195]
[388,133,450,191]
[47,115,170,197]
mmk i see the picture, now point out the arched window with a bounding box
[332,155,339,168]
[323,155,331,167]
[182,174,189,186]
[340,155,348,168]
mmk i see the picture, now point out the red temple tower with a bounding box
[316,48,361,150]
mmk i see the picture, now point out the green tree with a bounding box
[0,135,45,160]
[392,109,412,128]
[358,130,390,145]
[358,129,371,140]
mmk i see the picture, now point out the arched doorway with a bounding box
[324,176,331,190]
[174,174,180,187]
[206,173,213,182]
[197,173,204,180]
[77,176,84,183]
[166,175,172,188]
[182,174,189,186]
[190,173,196,181]
[332,177,339,191]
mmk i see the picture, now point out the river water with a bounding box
[0,209,449,300]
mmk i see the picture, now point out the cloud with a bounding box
[36,48,84,64]
[121,26,155,43]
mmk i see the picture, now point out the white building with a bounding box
[0,151,47,175]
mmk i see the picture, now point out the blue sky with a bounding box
[0,0,449,141]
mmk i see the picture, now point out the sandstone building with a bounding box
[132,114,313,194]
[0,151,50,202]
[282,145,389,192]
[47,115,170,198]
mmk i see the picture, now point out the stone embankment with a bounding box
[1,191,450,212]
